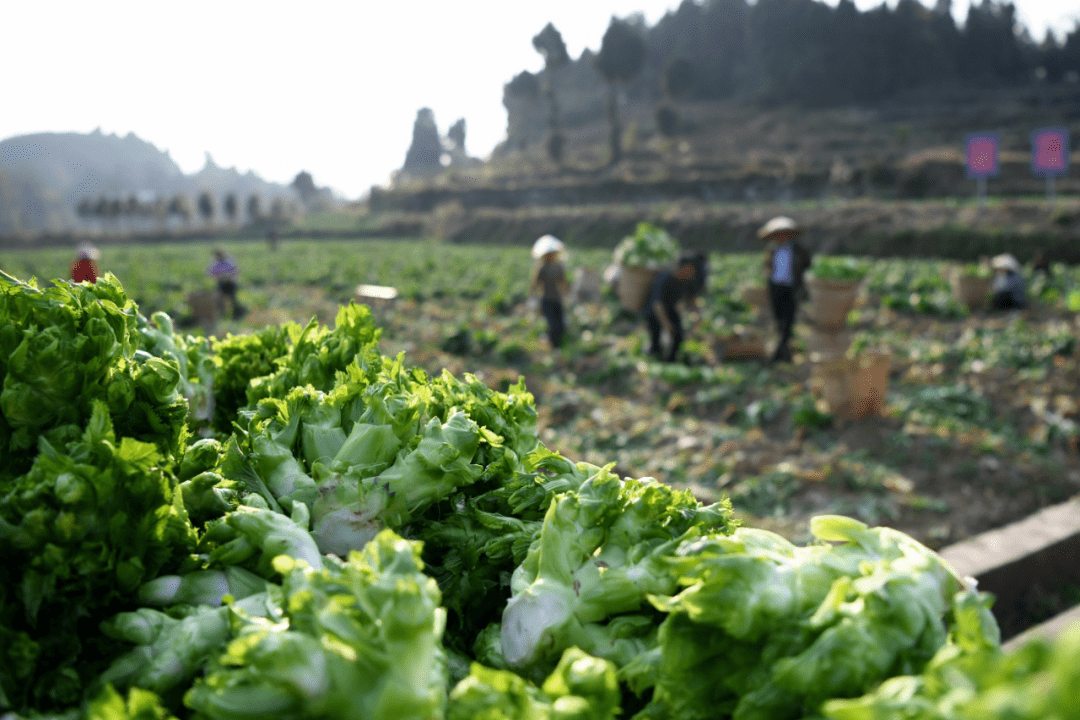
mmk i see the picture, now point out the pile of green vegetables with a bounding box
[808,257,868,283]
[613,223,680,269]
[0,269,1044,720]
[822,608,1080,719]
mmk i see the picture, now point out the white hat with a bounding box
[76,244,100,260]
[757,216,801,240]
[990,254,1020,272]
[531,234,566,259]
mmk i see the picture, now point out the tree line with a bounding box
[71,171,331,233]
[501,0,1080,164]
[74,191,293,231]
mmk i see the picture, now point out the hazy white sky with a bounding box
[2,0,1076,200]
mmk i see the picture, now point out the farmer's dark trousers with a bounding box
[768,281,797,362]
[217,279,242,319]
[542,298,565,348]
[645,306,682,362]
[990,291,1024,311]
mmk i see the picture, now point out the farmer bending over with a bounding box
[645,255,700,362]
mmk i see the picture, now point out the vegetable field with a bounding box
[3,237,1080,718]
[3,238,1080,551]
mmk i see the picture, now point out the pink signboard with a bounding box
[965,133,999,178]
[1031,127,1069,176]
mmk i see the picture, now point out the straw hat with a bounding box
[76,244,100,261]
[757,217,801,240]
[990,253,1020,273]
[531,234,566,259]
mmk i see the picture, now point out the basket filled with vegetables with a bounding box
[612,222,680,312]
[950,262,994,311]
[805,257,868,331]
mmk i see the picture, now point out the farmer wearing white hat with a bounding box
[530,235,570,348]
[760,217,812,363]
[70,244,101,283]
[990,253,1026,311]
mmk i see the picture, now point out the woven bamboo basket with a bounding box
[804,276,861,331]
[617,265,659,313]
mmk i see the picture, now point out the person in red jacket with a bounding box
[70,245,100,283]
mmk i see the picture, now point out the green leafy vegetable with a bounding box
[0,402,196,713]
[810,256,868,282]
[85,683,180,720]
[635,516,988,720]
[184,531,446,720]
[447,647,622,720]
[613,222,680,269]
[501,464,735,670]
[97,593,271,698]
[210,325,296,433]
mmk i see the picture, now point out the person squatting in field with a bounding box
[644,254,702,362]
[207,248,244,320]
[990,253,1026,311]
[760,216,812,364]
[530,235,570,349]
[70,244,100,284]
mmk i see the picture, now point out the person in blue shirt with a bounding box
[644,255,701,362]
[990,253,1026,311]
[760,217,812,363]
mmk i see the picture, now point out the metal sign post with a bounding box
[965,133,999,213]
[1031,127,1069,213]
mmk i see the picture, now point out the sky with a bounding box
[2,0,1077,201]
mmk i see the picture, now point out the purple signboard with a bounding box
[965,133,999,179]
[1031,127,1069,176]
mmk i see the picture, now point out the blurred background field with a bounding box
[5,236,1080,586]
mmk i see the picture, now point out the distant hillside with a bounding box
[0,130,296,233]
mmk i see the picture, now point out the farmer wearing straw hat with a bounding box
[70,244,100,284]
[760,216,812,363]
[530,235,570,349]
[990,253,1026,311]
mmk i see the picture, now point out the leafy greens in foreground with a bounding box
[633,515,987,720]
[185,531,447,720]
[0,403,196,712]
